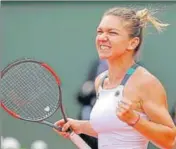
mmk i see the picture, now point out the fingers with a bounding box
[53,119,71,139]
[62,121,71,132]
[117,103,130,112]
[54,119,66,127]
[118,99,132,110]
[116,98,133,118]
[54,119,71,132]
[54,118,73,127]
[116,97,141,126]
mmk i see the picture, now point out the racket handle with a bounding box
[42,121,91,149]
[54,124,71,133]
[69,132,92,149]
[52,122,72,133]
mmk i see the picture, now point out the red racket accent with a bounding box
[1,102,20,119]
[0,59,92,149]
[41,63,61,85]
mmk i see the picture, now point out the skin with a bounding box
[54,15,176,149]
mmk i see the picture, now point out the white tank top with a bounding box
[90,65,149,149]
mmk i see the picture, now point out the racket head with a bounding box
[0,58,62,122]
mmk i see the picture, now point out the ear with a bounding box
[127,37,140,51]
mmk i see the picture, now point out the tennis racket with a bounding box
[0,58,91,149]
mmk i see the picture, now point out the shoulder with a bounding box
[137,66,164,87]
[134,66,175,127]
[94,70,108,93]
[138,66,166,94]
[136,66,167,107]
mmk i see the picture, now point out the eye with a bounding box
[97,30,103,35]
[109,31,118,35]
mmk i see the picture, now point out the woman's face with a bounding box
[95,15,133,60]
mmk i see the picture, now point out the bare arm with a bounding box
[79,120,98,137]
[70,72,106,138]
[54,119,98,138]
[134,76,176,149]
[55,75,103,138]
[173,135,176,149]
[133,115,175,149]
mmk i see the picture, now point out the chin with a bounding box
[99,54,110,60]
[99,55,109,60]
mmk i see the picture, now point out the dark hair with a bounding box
[103,7,169,55]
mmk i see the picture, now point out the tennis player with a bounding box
[54,7,176,149]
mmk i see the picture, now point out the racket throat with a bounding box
[41,120,62,131]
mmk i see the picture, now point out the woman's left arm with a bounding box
[134,76,176,149]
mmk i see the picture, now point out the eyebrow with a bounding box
[97,27,120,32]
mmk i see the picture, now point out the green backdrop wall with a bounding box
[1,1,176,149]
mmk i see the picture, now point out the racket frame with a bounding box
[0,58,92,149]
[0,59,66,123]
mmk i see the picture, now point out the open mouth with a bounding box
[99,45,111,50]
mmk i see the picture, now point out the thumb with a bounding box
[62,122,71,132]
[54,119,66,127]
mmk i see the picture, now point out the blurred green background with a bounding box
[1,1,176,149]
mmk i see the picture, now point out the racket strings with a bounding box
[1,63,58,119]
[1,66,50,119]
[1,62,60,121]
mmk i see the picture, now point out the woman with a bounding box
[54,7,176,149]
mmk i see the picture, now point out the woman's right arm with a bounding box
[54,119,97,138]
[54,74,103,138]
[78,120,98,137]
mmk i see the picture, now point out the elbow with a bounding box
[167,140,175,149]
[165,132,176,149]
[161,139,175,149]
[170,136,176,149]
[170,127,176,149]
[159,129,176,149]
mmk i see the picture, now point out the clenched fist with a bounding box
[116,97,140,126]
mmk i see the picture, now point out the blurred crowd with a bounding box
[1,136,48,149]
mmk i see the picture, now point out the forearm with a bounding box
[173,138,176,149]
[79,120,98,138]
[133,118,176,149]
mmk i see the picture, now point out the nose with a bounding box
[97,33,108,42]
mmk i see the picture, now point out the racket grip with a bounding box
[52,124,62,131]
[53,123,71,133]
[69,132,92,149]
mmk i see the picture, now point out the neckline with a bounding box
[99,84,124,92]
[100,63,139,91]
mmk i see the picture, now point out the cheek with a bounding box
[112,39,129,53]
[95,36,99,48]
[95,37,103,55]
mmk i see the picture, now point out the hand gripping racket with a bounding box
[0,58,91,149]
